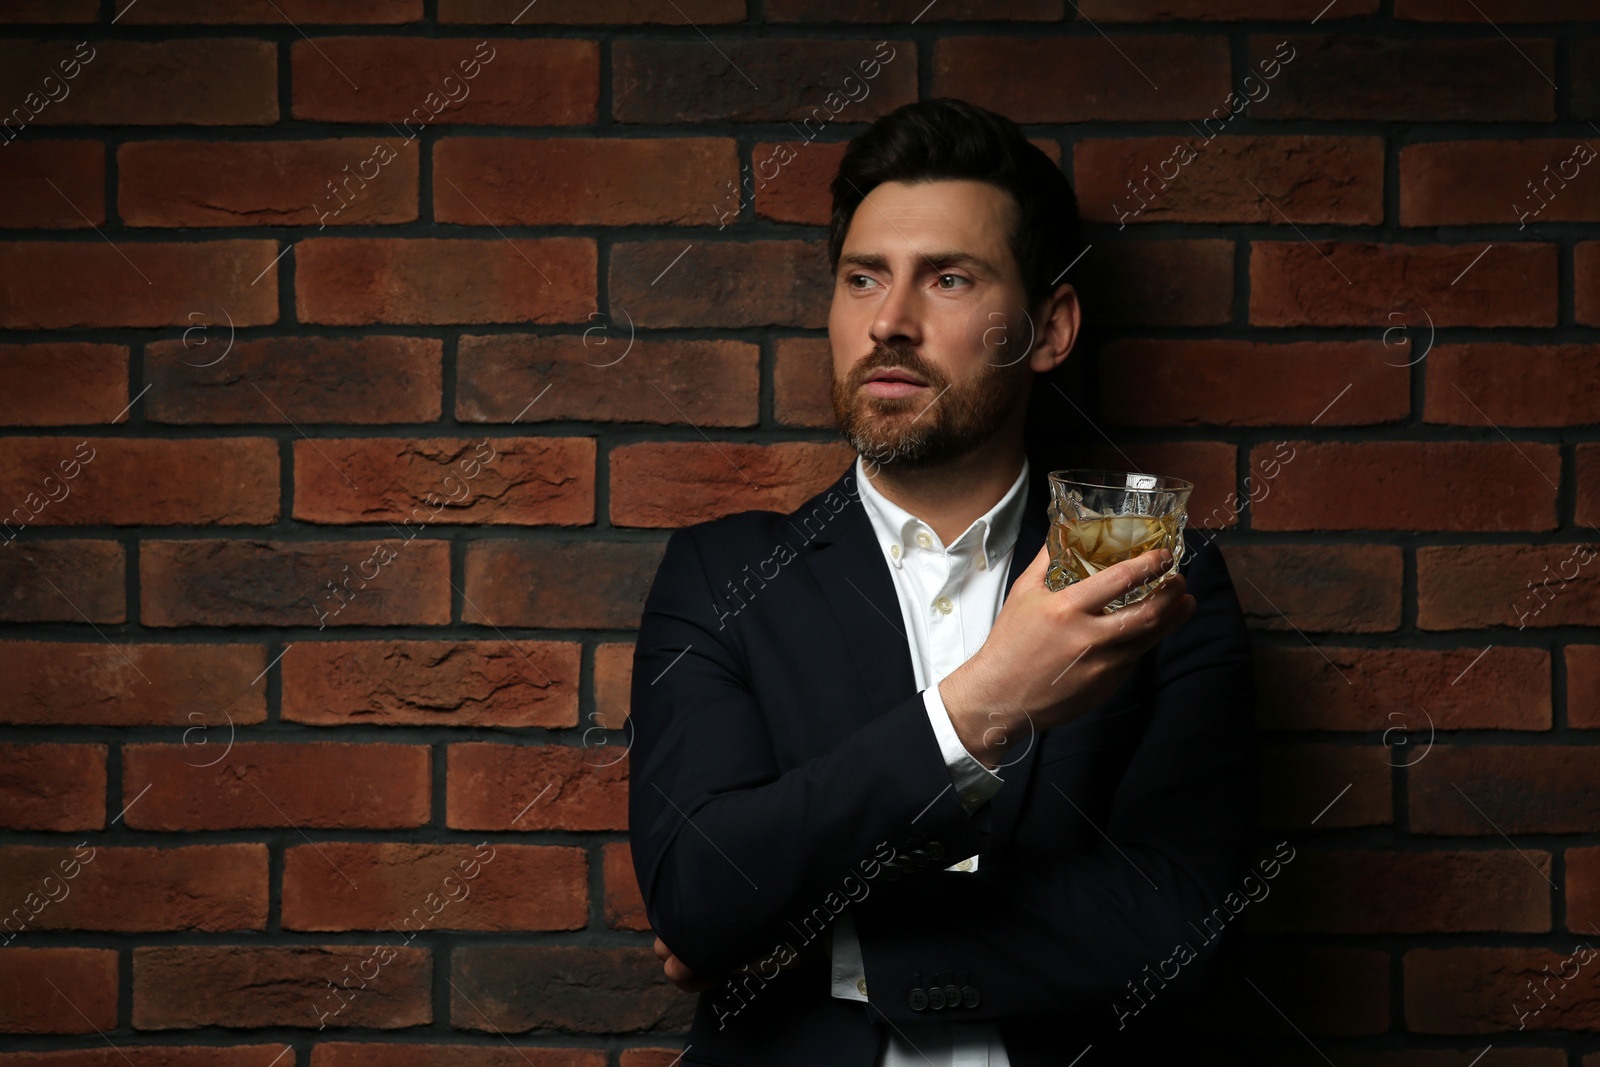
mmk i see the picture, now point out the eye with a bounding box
[846,273,877,290]
[936,273,970,290]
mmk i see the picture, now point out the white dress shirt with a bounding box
[829,452,1030,1067]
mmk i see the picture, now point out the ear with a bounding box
[1028,282,1080,375]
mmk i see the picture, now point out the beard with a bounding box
[830,342,1025,471]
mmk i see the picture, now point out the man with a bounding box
[628,98,1260,1066]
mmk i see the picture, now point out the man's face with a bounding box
[828,178,1036,471]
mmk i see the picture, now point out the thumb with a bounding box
[1012,538,1051,593]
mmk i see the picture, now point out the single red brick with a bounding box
[1578,243,1600,326]
[281,640,580,728]
[1099,340,1408,427]
[772,336,835,428]
[614,39,914,124]
[0,744,105,830]
[461,541,664,630]
[1082,0,1377,14]
[1076,136,1384,227]
[0,642,266,727]
[752,140,847,226]
[0,948,117,1033]
[1425,344,1600,427]
[1259,743,1392,829]
[283,842,586,932]
[0,344,127,426]
[602,842,648,932]
[1570,645,1600,728]
[1411,746,1600,835]
[292,437,594,526]
[769,0,1054,17]
[620,1053,693,1067]
[0,141,102,227]
[0,541,123,623]
[1397,0,1597,17]
[1567,846,1600,934]
[144,335,442,425]
[0,438,279,527]
[1222,543,1402,633]
[441,0,741,20]
[1252,241,1558,327]
[608,240,829,329]
[0,241,279,329]
[122,743,431,831]
[1401,140,1600,227]
[0,0,97,20]
[449,946,693,1033]
[133,945,430,1030]
[1251,441,1558,532]
[447,743,627,832]
[609,441,852,528]
[435,138,737,226]
[295,238,595,326]
[311,1046,605,1067]
[455,335,759,427]
[1583,445,1600,529]
[0,40,278,126]
[1247,849,1550,933]
[1405,948,1599,1032]
[1417,544,1600,630]
[140,539,452,628]
[120,138,419,228]
[933,36,1231,123]
[1089,239,1235,326]
[293,38,596,126]
[1256,646,1550,732]
[0,844,267,932]
[123,0,421,21]
[1248,36,1554,122]
[592,642,633,731]
[0,1048,308,1066]
[1579,40,1600,121]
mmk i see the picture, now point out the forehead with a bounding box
[839,179,1018,270]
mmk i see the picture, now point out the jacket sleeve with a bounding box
[851,535,1262,1025]
[627,525,988,977]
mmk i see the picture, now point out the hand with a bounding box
[653,934,812,994]
[654,935,720,993]
[940,542,1196,766]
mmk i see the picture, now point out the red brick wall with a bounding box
[0,0,1596,1062]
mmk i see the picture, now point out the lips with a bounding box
[864,368,927,387]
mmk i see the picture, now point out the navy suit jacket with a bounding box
[628,458,1262,1066]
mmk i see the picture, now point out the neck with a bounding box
[863,429,1027,548]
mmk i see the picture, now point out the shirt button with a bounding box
[955,857,975,871]
[977,556,986,569]
[856,978,868,997]
[916,531,932,549]
[935,596,952,615]
[889,544,900,558]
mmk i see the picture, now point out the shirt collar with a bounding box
[853,453,1030,572]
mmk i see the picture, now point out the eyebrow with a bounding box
[837,249,1000,278]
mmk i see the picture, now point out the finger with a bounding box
[1071,548,1174,612]
[653,936,670,961]
[1012,539,1052,594]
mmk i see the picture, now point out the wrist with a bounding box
[939,672,1016,770]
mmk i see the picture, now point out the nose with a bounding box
[869,274,923,349]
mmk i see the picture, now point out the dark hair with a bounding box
[827,97,1086,318]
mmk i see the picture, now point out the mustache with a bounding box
[854,348,940,387]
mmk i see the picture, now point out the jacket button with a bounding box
[909,988,928,1011]
[943,983,962,1007]
[962,986,981,1009]
[927,985,947,1010]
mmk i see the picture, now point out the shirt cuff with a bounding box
[924,682,1004,813]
